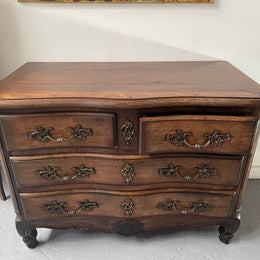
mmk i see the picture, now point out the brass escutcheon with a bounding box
[120,120,135,144]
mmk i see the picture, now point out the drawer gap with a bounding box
[141,106,252,118]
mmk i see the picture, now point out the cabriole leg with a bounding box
[16,220,39,249]
[218,217,240,244]
[0,169,6,201]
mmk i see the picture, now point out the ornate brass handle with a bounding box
[166,129,231,149]
[158,199,212,215]
[36,164,95,181]
[45,200,98,215]
[159,164,218,181]
[28,124,93,143]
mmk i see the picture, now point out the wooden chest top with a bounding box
[0,61,260,109]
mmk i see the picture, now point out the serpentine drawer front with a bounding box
[20,190,234,219]
[0,113,116,151]
[11,154,243,189]
[140,115,256,154]
[0,61,259,248]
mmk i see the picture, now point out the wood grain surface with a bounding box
[140,115,257,154]
[0,62,259,109]
[21,189,233,220]
[11,153,242,189]
[0,113,116,151]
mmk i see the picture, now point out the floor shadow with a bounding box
[236,180,260,240]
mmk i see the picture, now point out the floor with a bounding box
[0,180,259,260]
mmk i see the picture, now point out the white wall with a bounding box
[0,0,260,177]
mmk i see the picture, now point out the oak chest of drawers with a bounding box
[0,61,259,248]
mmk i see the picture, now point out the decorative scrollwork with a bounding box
[194,165,218,179]
[121,198,135,216]
[192,200,212,212]
[28,126,53,143]
[159,164,182,178]
[28,124,93,143]
[36,164,95,181]
[157,199,178,211]
[166,129,231,149]
[44,200,98,215]
[120,120,135,144]
[158,199,212,215]
[159,164,218,181]
[45,200,66,214]
[121,163,135,184]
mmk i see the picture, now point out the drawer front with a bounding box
[21,190,234,220]
[11,155,242,188]
[140,115,256,154]
[1,113,116,151]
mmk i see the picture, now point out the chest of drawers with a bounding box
[0,61,259,248]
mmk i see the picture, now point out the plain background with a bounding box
[0,0,260,177]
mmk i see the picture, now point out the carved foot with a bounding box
[0,171,7,201]
[16,220,39,249]
[218,217,240,244]
[0,189,6,201]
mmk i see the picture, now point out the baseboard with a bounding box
[250,150,260,179]
[249,165,260,179]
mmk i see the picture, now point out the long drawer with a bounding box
[11,154,243,188]
[20,189,235,220]
[0,113,116,151]
[140,115,256,154]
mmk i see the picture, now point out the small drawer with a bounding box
[140,115,256,154]
[0,113,116,151]
[20,189,234,220]
[11,154,242,189]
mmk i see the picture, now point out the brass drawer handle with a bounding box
[45,200,98,215]
[166,129,231,149]
[28,124,93,143]
[121,163,135,185]
[120,120,135,144]
[121,198,135,216]
[158,199,212,215]
[159,164,218,181]
[36,164,95,181]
